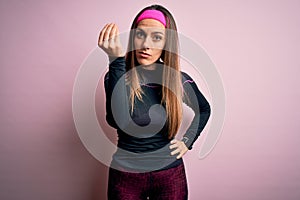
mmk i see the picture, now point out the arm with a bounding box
[98,23,130,129]
[104,57,127,129]
[169,72,211,159]
[181,72,211,150]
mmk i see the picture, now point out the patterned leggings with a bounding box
[107,163,188,200]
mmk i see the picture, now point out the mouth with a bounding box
[138,51,151,58]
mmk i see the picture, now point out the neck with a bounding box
[142,63,157,70]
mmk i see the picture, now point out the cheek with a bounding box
[153,41,165,55]
[153,49,163,58]
[134,38,141,49]
[158,40,166,50]
[155,42,165,56]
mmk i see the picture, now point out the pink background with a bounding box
[1,0,300,199]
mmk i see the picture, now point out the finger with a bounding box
[103,24,115,48]
[99,24,109,46]
[177,147,188,159]
[176,152,184,159]
[170,139,177,144]
[170,148,180,156]
[110,24,117,40]
[104,23,114,41]
[114,25,121,44]
[98,23,109,47]
[108,24,117,47]
[169,143,178,149]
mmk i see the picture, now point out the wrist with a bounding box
[181,137,192,150]
[109,55,125,63]
[181,136,189,144]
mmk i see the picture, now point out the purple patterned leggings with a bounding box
[107,163,188,200]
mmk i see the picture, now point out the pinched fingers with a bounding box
[98,23,123,57]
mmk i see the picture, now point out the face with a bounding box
[134,18,166,67]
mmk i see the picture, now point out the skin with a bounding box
[98,21,188,159]
[134,19,165,69]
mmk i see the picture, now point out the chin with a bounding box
[137,58,155,66]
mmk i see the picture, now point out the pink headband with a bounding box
[136,9,166,27]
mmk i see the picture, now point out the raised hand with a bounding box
[98,23,124,57]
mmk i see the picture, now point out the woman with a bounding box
[98,4,211,200]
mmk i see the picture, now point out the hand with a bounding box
[98,23,124,57]
[169,139,188,159]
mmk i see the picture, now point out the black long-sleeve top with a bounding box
[104,57,211,172]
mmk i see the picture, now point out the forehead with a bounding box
[137,19,165,33]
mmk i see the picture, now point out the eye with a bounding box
[153,35,163,41]
[136,31,145,39]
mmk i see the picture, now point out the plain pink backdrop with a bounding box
[1,0,299,199]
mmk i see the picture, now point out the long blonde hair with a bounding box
[125,5,182,139]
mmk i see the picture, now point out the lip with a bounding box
[138,52,151,58]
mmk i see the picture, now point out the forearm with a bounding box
[104,57,130,129]
[182,105,211,150]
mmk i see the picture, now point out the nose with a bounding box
[142,36,152,49]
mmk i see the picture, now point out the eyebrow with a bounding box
[136,28,145,33]
[136,28,165,35]
[152,31,164,35]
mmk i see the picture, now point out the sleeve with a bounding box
[181,72,211,150]
[104,56,130,129]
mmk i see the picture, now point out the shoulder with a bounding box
[180,71,195,85]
